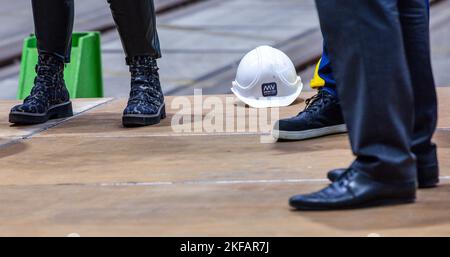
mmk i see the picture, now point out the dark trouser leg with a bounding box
[316,0,416,183]
[318,0,429,98]
[399,0,439,182]
[31,0,74,62]
[107,0,161,61]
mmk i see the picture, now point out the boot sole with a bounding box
[273,124,347,141]
[122,104,166,127]
[9,101,73,125]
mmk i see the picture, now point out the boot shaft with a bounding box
[127,56,159,78]
[28,54,69,105]
[34,54,65,87]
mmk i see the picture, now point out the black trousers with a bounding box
[315,0,438,183]
[31,0,161,63]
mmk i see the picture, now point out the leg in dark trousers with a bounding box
[32,0,74,62]
[399,0,439,187]
[318,0,416,183]
[290,0,425,210]
[107,0,166,127]
[321,0,438,188]
[9,0,74,125]
[107,0,161,61]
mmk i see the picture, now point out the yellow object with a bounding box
[310,58,325,89]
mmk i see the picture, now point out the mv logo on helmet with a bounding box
[262,82,278,97]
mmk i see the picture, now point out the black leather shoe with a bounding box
[290,169,416,210]
[328,167,439,189]
[273,89,346,140]
[9,54,72,125]
[123,56,166,127]
[327,168,347,182]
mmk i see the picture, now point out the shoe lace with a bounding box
[25,62,61,104]
[299,90,332,116]
[129,62,160,104]
[337,169,357,187]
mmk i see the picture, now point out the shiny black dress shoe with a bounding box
[327,167,439,189]
[327,168,347,182]
[290,169,416,210]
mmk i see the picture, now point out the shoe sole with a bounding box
[418,178,439,189]
[273,124,347,141]
[9,101,73,125]
[290,197,416,211]
[122,104,166,127]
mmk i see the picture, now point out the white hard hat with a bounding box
[231,45,303,108]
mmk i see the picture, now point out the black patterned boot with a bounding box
[9,54,72,125]
[122,56,166,127]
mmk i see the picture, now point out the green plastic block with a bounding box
[17,32,103,99]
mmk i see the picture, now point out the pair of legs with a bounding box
[288,0,438,210]
[276,0,438,189]
[32,0,161,62]
[10,0,165,127]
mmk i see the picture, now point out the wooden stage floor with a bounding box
[0,89,449,236]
